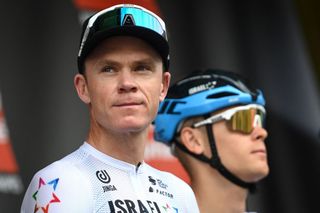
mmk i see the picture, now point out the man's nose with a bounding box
[117,70,138,92]
[251,125,268,141]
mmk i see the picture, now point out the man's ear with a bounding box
[159,72,171,101]
[74,74,91,104]
[180,126,205,154]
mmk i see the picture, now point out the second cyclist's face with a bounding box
[213,117,269,182]
[77,36,170,134]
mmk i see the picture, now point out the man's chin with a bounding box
[238,165,269,183]
[248,167,270,182]
[117,123,149,133]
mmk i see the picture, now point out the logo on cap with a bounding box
[122,14,136,26]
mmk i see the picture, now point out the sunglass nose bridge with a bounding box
[253,114,262,128]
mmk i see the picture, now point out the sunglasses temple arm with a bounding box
[192,115,224,128]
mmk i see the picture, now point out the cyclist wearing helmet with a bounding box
[154,69,269,213]
[21,4,199,213]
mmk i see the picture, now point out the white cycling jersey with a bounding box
[21,142,199,213]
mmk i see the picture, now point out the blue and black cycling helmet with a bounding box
[154,69,266,192]
[154,69,265,144]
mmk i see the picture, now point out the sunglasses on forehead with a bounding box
[78,4,167,58]
[192,104,266,134]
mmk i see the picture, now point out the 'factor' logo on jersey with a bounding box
[148,176,173,199]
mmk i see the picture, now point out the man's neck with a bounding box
[87,125,148,165]
[191,166,248,213]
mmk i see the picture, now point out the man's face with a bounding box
[212,113,269,182]
[75,36,170,134]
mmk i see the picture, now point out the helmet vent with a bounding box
[207,92,237,99]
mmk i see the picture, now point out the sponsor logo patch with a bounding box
[32,177,60,213]
[96,170,117,192]
[148,176,173,199]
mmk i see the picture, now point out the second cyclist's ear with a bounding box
[74,74,91,104]
[180,127,205,154]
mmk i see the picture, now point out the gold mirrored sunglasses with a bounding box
[192,104,266,134]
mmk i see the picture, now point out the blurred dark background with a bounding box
[0,0,319,212]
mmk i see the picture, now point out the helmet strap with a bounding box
[204,124,256,193]
[173,121,256,193]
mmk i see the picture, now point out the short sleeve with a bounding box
[21,161,93,213]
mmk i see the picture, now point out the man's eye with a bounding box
[135,65,151,72]
[102,66,114,73]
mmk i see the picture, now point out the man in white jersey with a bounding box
[21,4,199,213]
